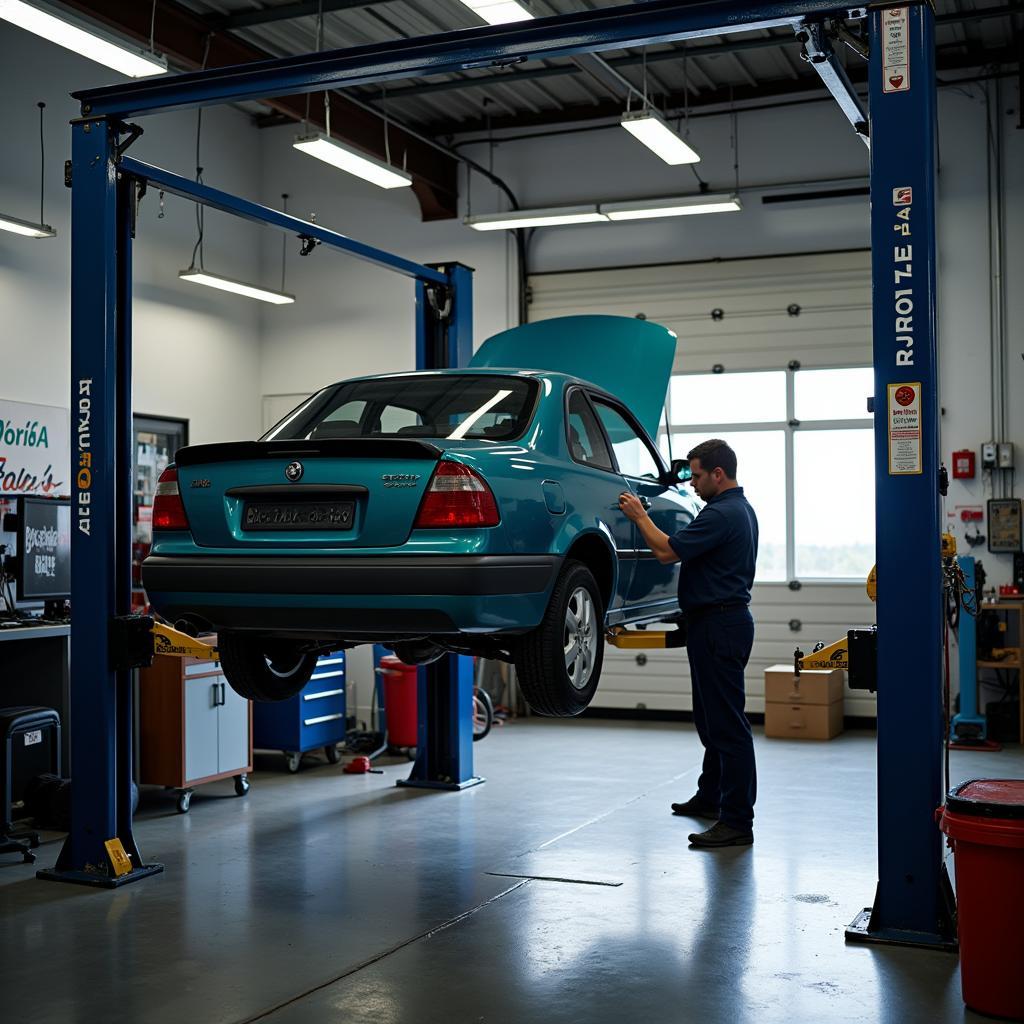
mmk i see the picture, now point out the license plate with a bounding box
[242,501,355,531]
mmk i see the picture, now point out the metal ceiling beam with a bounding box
[73,0,849,118]
[370,1,1022,105]
[60,0,458,220]
[377,32,794,101]
[425,40,1022,136]
[209,0,395,31]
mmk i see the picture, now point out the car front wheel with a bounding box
[514,560,604,717]
[219,634,318,702]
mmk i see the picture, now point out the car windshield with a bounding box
[262,374,538,443]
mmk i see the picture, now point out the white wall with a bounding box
[0,26,264,445]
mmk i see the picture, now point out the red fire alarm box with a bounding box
[953,449,976,479]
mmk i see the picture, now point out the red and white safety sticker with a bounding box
[882,6,910,93]
[887,382,922,475]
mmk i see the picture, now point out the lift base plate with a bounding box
[37,862,164,889]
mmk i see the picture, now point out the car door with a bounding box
[589,396,696,614]
[564,387,636,613]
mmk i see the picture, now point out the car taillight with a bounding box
[152,467,190,531]
[414,461,500,529]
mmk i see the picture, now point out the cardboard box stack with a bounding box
[764,663,845,740]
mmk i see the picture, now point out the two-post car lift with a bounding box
[44,0,950,952]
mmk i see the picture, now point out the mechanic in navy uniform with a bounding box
[619,439,759,848]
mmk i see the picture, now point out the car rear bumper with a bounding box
[142,554,560,635]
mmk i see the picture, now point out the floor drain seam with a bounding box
[234,880,529,1024]
[534,764,699,851]
[486,871,622,887]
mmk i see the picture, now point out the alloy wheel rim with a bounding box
[564,586,597,691]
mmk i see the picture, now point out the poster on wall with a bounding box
[0,398,70,496]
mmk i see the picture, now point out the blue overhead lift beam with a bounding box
[48,0,952,950]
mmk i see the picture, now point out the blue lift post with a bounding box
[52,2,950,923]
[403,262,483,790]
[846,2,954,948]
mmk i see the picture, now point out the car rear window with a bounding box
[262,375,539,443]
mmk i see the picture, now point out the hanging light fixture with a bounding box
[621,110,701,165]
[178,89,293,305]
[178,269,294,305]
[457,0,534,25]
[465,205,608,231]
[292,7,410,189]
[0,100,55,240]
[601,193,741,220]
[0,0,167,78]
[293,134,412,189]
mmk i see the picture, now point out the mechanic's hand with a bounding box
[618,492,646,522]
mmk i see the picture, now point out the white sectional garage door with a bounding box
[527,249,878,717]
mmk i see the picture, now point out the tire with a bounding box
[176,790,192,814]
[472,687,493,742]
[234,774,250,796]
[324,745,341,764]
[285,752,302,774]
[219,633,318,702]
[514,560,604,717]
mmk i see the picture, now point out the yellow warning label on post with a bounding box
[104,838,133,878]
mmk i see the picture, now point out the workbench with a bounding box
[0,623,70,768]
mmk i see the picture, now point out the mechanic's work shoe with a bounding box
[688,822,754,848]
[671,797,720,820]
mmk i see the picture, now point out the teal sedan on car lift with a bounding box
[142,315,698,717]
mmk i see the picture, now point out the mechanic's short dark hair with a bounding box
[687,438,737,479]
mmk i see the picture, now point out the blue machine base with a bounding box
[397,776,485,792]
[950,712,987,742]
[37,862,164,889]
[844,908,957,951]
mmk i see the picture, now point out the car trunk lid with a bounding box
[174,438,442,549]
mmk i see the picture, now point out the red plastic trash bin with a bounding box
[378,656,419,749]
[940,779,1024,1021]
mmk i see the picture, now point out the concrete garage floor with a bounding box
[2,719,1020,1023]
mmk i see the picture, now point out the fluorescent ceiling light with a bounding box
[0,213,56,238]
[459,0,534,25]
[465,205,608,231]
[293,133,412,190]
[179,270,295,305]
[621,110,700,165]
[601,194,742,221]
[0,0,167,77]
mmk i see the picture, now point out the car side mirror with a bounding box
[666,458,691,485]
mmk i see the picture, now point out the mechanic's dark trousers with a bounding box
[687,605,757,831]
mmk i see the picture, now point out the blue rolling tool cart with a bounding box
[253,652,346,773]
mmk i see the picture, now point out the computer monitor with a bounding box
[15,496,71,602]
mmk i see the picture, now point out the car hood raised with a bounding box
[470,315,677,440]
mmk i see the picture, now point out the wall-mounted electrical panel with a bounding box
[988,498,1023,553]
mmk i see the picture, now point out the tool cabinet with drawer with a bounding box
[253,652,347,772]
[139,647,252,813]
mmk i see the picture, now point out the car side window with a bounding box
[566,390,614,472]
[592,400,662,481]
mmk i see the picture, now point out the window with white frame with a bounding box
[658,367,875,582]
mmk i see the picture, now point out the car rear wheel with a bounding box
[219,634,318,702]
[514,560,604,717]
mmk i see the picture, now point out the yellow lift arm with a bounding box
[112,615,218,670]
[151,621,219,661]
